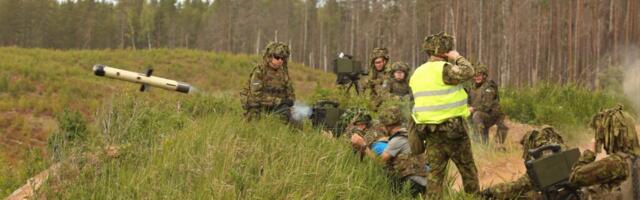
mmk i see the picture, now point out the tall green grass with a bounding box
[501,83,633,127]
[39,94,425,199]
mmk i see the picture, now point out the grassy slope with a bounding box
[0,47,338,197]
[40,94,416,199]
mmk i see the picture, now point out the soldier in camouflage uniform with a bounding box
[482,109,637,200]
[382,62,412,100]
[363,47,391,105]
[352,106,428,196]
[408,32,480,197]
[570,105,640,199]
[342,108,381,159]
[481,126,567,199]
[468,63,509,144]
[241,42,296,121]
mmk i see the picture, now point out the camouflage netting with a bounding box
[378,106,404,126]
[590,104,640,156]
[474,63,488,75]
[422,32,455,56]
[339,107,372,127]
[262,41,290,62]
[369,47,389,61]
[519,125,566,160]
[390,62,410,74]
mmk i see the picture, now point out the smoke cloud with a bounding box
[621,47,640,113]
[291,102,313,122]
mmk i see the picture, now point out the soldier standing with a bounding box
[468,63,509,144]
[241,42,296,122]
[382,61,412,100]
[407,32,480,197]
[363,47,391,105]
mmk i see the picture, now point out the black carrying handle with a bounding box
[316,100,339,108]
[528,144,562,160]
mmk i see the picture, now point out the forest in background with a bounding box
[0,0,639,89]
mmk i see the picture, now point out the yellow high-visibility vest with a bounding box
[409,61,470,124]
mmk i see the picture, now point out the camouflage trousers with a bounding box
[411,117,480,197]
[471,111,508,144]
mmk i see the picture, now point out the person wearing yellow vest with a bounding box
[408,32,479,197]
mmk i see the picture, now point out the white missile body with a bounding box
[92,64,192,94]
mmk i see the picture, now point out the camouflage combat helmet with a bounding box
[520,125,566,160]
[378,106,404,126]
[475,63,488,75]
[390,62,410,74]
[370,47,390,61]
[422,32,454,56]
[340,107,372,126]
[263,41,290,60]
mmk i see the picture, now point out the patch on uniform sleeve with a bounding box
[251,79,262,86]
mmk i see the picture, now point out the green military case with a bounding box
[526,148,581,190]
[335,58,362,74]
[310,100,345,136]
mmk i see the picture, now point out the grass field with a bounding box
[1,47,633,199]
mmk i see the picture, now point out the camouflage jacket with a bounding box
[243,63,295,109]
[364,65,390,97]
[468,80,501,115]
[382,78,411,99]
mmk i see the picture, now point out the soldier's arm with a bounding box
[247,69,264,106]
[285,76,296,101]
[477,84,498,113]
[442,55,475,85]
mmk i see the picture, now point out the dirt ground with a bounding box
[0,111,56,164]
[450,121,640,191]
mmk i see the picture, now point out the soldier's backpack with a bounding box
[590,104,640,156]
[310,100,345,136]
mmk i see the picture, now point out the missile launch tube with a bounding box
[93,64,192,93]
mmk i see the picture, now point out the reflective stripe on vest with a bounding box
[409,61,470,124]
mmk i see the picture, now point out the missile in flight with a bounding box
[92,64,192,94]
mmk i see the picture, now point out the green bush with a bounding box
[48,109,89,161]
